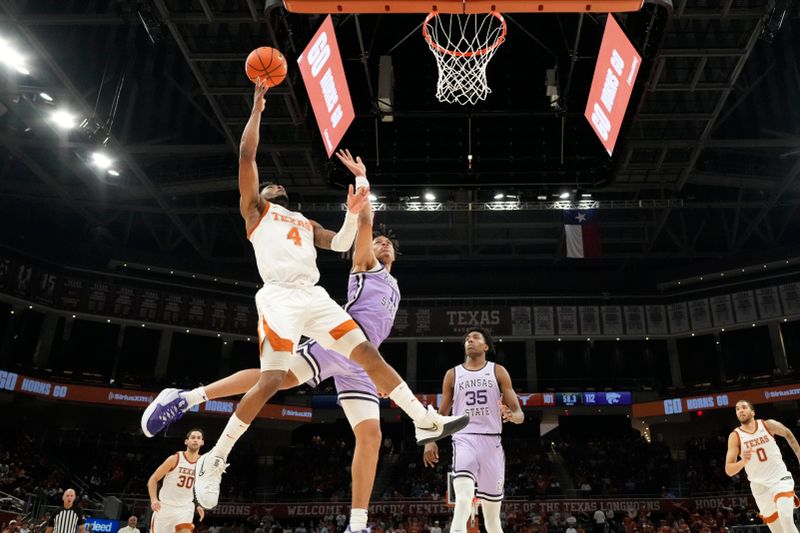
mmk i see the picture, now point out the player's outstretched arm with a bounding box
[335,149,376,271]
[496,364,524,424]
[724,431,749,477]
[766,419,800,464]
[239,79,268,226]
[147,454,179,512]
[310,185,369,251]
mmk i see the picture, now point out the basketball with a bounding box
[245,46,288,87]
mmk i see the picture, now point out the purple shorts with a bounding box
[452,433,505,501]
[296,339,379,404]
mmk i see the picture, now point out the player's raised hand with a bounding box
[423,442,439,468]
[499,400,514,423]
[253,78,269,113]
[346,184,370,214]
[335,149,367,177]
[742,448,753,464]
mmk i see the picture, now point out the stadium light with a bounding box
[559,191,571,200]
[369,193,377,202]
[494,192,504,200]
[50,109,78,129]
[424,191,436,202]
[39,92,53,102]
[0,38,29,75]
[91,152,113,170]
[107,169,120,176]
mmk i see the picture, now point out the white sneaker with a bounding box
[193,448,228,510]
[415,405,470,445]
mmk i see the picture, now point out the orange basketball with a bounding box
[245,46,288,87]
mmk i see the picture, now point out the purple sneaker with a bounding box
[141,388,189,437]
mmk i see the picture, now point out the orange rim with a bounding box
[422,11,507,58]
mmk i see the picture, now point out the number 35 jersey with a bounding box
[452,361,502,435]
[248,202,320,287]
[158,452,197,507]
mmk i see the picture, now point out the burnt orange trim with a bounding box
[167,452,180,472]
[774,491,796,502]
[759,512,778,524]
[174,523,195,532]
[738,422,758,435]
[329,319,359,340]
[182,451,198,464]
[262,317,293,352]
[762,419,776,437]
[246,201,271,240]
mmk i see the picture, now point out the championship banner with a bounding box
[666,303,688,334]
[731,290,757,324]
[624,306,645,335]
[688,299,711,330]
[709,295,735,327]
[601,306,622,335]
[511,306,532,336]
[201,496,754,519]
[533,306,555,336]
[579,306,600,335]
[779,282,800,315]
[0,370,312,422]
[755,286,782,319]
[556,306,578,335]
[632,381,800,418]
[645,305,668,334]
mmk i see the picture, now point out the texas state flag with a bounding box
[564,210,601,258]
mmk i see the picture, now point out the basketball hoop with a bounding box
[422,11,507,105]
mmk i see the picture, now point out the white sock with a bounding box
[388,382,429,423]
[215,414,250,460]
[349,508,368,531]
[181,386,207,408]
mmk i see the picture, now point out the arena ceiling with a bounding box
[0,0,798,295]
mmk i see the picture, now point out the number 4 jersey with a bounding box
[452,361,502,434]
[735,419,791,486]
[159,452,198,507]
[249,202,320,287]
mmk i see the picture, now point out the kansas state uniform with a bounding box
[294,263,400,424]
[734,419,799,524]
[151,452,197,533]
[451,362,505,501]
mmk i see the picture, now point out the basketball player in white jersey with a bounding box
[143,149,400,533]
[423,327,524,533]
[191,79,467,510]
[726,400,800,533]
[147,429,205,533]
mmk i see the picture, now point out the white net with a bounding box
[423,12,507,106]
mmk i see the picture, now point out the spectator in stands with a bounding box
[593,507,607,533]
[429,521,441,533]
[118,517,139,533]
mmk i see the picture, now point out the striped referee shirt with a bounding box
[48,505,84,533]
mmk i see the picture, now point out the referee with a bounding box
[45,489,85,533]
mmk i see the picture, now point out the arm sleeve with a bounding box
[329,211,358,252]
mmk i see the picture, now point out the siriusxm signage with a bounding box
[85,519,120,533]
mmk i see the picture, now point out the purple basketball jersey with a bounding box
[452,361,502,434]
[298,264,400,395]
[344,264,400,345]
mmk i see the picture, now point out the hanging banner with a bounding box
[731,290,758,324]
[646,305,668,334]
[511,306,532,336]
[579,306,601,335]
[710,295,735,326]
[534,306,555,336]
[756,286,782,319]
[779,282,800,315]
[601,306,623,335]
[666,302,689,334]
[624,305,645,335]
[556,306,578,335]
[297,15,355,157]
[688,299,712,330]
